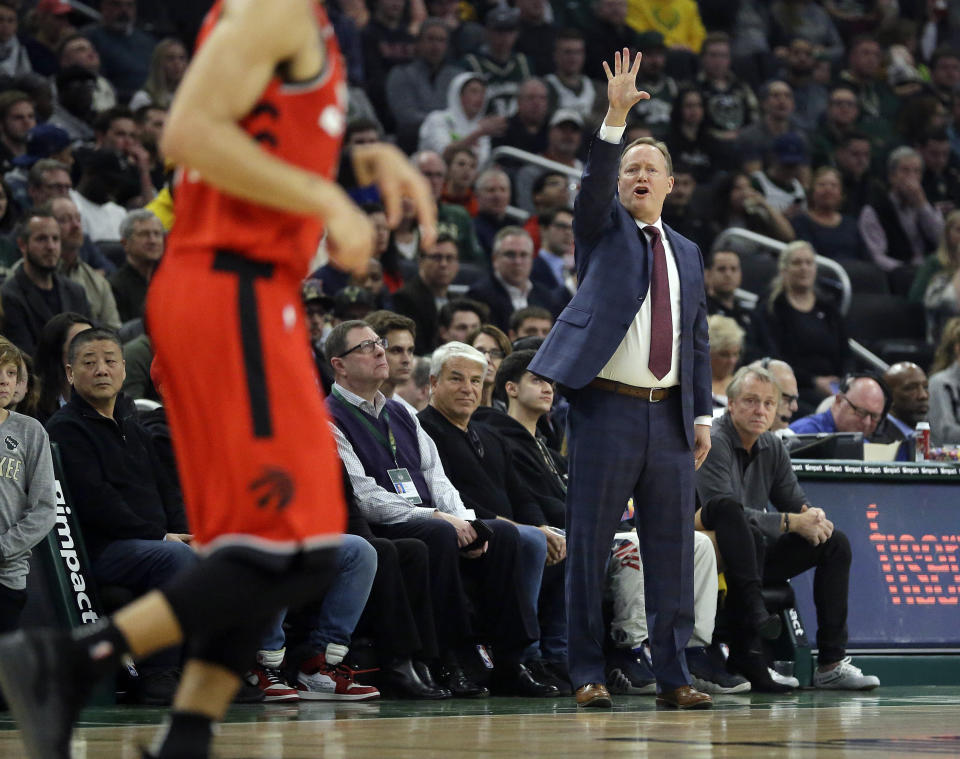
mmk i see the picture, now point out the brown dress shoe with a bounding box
[575,683,612,708]
[656,685,712,709]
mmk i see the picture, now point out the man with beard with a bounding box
[84,0,156,103]
[0,211,90,355]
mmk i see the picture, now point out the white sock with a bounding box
[325,643,349,666]
[257,648,285,669]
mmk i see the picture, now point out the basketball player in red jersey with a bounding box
[0,1,436,757]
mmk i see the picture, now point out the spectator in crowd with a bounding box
[879,362,929,450]
[738,81,801,173]
[707,314,744,408]
[923,210,960,344]
[751,241,850,408]
[440,146,479,216]
[918,128,960,217]
[47,328,196,704]
[6,124,72,209]
[859,146,945,291]
[523,171,573,250]
[417,342,562,696]
[791,167,866,260]
[493,77,550,155]
[514,109,584,213]
[928,45,960,109]
[704,248,753,336]
[810,85,863,169]
[0,336,55,635]
[418,72,505,167]
[301,279,334,392]
[468,226,561,332]
[789,373,889,441]
[760,358,800,433]
[120,332,156,402]
[324,321,542,697]
[782,37,828,135]
[32,311,92,424]
[709,171,795,244]
[109,209,164,323]
[698,366,880,692]
[48,65,97,144]
[472,167,513,256]
[362,0,418,129]
[509,306,554,342]
[331,286,377,324]
[424,0,483,59]
[413,150,485,266]
[7,348,39,417]
[515,0,556,76]
[582,0,644,80]
[25,157,71,212]
[0,177,18,265]
[129,37,188,110]
[395,356,432,413]
[630,31,676,141]
[84,0,156,103]
[666,87,725,184]
[0,2,32,79]
[365,310,419,411]
[386,19,462,153]
[463,6,532,118]
[928,317,960,444]
[91,106,154,206]
[393,233,460,354]
[23,0,76,77]
[0,91,35,171]
[531,207,574,295]
[696,32,759,141]
[661,163,709,251]
[72,150,129,241]
[436,297,488,346]
[751,132,808,217]
[348,258,392,312]
[1,211,90,356]
[627,0,705,54]
[468,323,512,409]
[364,203,403,293]
[133,104,167,191]
[544,29,600,124]
[837,35,900,125]
[57,34,116,113]
[49,196,121,329]
[832,130,875,217]
[770,1,845,63]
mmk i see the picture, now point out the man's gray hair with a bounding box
[475,166,510,192]
[887,145,923,176]
[119,208,161,240]
[28,158,69,188]
[492,225,533,255]
[429,341,487,378]
[726,365,778,401]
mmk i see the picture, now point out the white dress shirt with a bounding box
[594,122,711,427]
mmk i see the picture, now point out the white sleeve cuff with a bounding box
[694,416,713,427]
[598,123,625,144]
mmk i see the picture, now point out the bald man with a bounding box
[751,359,799,434]
[790,375,887,440]
[873,362,929,460]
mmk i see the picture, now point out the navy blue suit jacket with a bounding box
[528,133,712,448]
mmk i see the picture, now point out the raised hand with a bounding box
[601,47,650,125]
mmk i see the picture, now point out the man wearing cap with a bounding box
[528,50,713,710]
[24,0,76,77]
[302,278,336,393]
[464,6,532,117]
[631,31,677,141]
[48,65,97,143]
[332,285,377,325]
[6,124,72,210]
[514,109,583,213]
[750,133,809,216]
[493,77,550,155]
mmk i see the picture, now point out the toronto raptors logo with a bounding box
[249,467,295,512]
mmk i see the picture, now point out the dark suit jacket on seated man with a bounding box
[528,49,713,710]
[323,320,553,698]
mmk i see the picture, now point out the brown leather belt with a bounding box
[588,377,676,402]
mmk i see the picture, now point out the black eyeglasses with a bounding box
[338,337,387,358]
[780,392,799,405]
[475,347,505,359]
[841,395,881,423]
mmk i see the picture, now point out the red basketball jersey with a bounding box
[169,0,347,270]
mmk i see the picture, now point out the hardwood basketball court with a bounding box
[3,686,960,757]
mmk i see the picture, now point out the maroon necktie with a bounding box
[645,226,672,380]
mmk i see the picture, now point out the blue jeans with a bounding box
[261,534,377,652]
[514,524,550,662]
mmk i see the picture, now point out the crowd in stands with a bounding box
[2,0,960,707]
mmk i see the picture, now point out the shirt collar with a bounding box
[719,410,770,452]
[332,382,387,418]
[494,271,532,298]
[634,216,665,237]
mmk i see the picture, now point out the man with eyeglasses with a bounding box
[697,366,880,691]
[393,233,460,355]
[789,374,887,440]
[467,226,562,332]
[531,207,575,297]
[365,310,419,415]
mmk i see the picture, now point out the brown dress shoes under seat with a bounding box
[655,685,713,709]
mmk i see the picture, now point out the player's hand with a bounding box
[324,192,376,275]
[540,526,566,565]
[351,143,437,250]
[602,48,650,124]
[693,424,711,470]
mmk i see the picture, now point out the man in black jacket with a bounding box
[392,233,459,354]
[46,328,196,704]
[1,212,90,356]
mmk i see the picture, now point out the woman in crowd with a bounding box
[667,87,725,184]
[791,167,866,260]
[911,210,960,304]
[710,171,795,245]
[708,315,745,409]
[129,38,189,110]
[367,202,404,292]
[928,316,960,445]
[923,213,960,345]
[34,313,94,424]
[751,241,850,410]
[469,324,512,411]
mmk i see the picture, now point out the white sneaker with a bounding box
[767,667,800,689]
[813,657,880,691]
[296,652,380,701]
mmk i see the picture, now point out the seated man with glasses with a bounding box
[788,374,888,440]
[393,234,460,355]
[467,227,563,333]
[696,366,879,692]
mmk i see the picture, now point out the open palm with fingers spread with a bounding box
[602,47,650,122]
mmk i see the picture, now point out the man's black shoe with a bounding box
[0,629,94,759]
[748,610,783,641]
[381,658,451,699]
[491,663,560,697]
[525,658,572,695]
[132,668,180,706]
[439,663,488,698]
[726,651,793,693]
[413,660,448,694]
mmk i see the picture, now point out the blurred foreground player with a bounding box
[0,1,436,758]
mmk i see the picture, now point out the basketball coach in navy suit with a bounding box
[529,49,713,710]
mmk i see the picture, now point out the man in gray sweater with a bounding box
[0,337,56,633]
